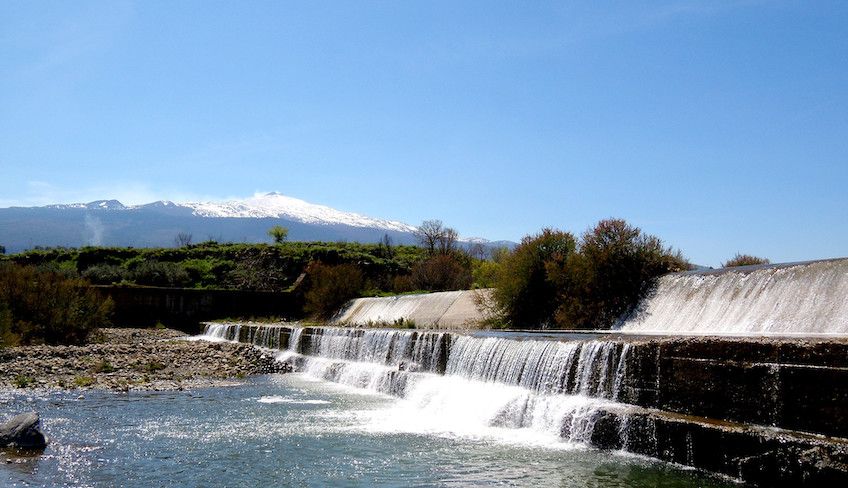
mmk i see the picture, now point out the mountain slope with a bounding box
[0,193,510,253]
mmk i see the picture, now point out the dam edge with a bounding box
[203,322,848,486]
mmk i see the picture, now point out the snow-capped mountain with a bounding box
[0,193,435,253]
[0,192,515,253]
[178,193,418,232]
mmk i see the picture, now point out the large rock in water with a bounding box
[0,412,47,449]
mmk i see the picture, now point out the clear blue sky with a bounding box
[2,1,846,266]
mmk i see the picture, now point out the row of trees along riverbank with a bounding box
[0,218,771,345]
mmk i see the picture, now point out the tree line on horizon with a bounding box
[0,219,772,346]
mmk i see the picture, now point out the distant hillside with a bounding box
[0,193,513,253]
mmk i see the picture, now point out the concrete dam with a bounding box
[333,258,848,335]
[203,322,848,486]
[620,258,848,335]
[200,257,848,485]
[331,289,492,328]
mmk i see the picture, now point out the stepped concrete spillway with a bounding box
[331,289,493,328]
[201,322,848,486]
[620,257,848,335]
[197,257,848,485]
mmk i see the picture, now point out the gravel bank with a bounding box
[0,328,285,391]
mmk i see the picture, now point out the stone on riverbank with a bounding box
[0,412,47,449]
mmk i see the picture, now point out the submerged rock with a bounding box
[0,412,47,449]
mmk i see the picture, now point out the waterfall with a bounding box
[199,322,242,342]
[203,323,632,448]
[444,336,626,399]
[620,258,848,335]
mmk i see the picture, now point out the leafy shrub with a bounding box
[74,376,95,387]
[0,303,18,346]
[492,229,576,328]
[82,264,128,285]
[471,246,509,288]
[8,242,431,293]
[181,259,232,288]
[303,262,365,319]
[492,220,687,330]
[548,219,687,329]
[722,253,770,268]
[0,263,113,345]
[224,248,292,291]
[130,260,191,287]
[410,254,472,291]
[391,274,415,293]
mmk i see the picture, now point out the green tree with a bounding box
[303,262,364,318]
[492,229,577,328]
[471,246,509,288]
[268,225,289,244]
[722,253,769,267]
[549,219,687,329]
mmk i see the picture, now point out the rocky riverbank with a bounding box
[0,328,286,391]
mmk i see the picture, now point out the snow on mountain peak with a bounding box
[178,192,418,232]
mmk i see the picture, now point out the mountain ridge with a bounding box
[0,193,513,253]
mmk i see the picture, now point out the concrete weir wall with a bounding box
[211,322,848,486]
[597,335,848,485]
[621,258,848,335]
[331,289,492,328]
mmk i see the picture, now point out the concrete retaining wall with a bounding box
[97,286,301,331]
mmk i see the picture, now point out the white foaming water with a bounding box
[195,322,242,342]
[364,374,613,448]
[257,396,330,405]
[621,258,848,335]
[446,336,626,398]
[265,325,629,449]
[200,324,634,449]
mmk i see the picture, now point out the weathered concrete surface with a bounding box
[96,286,302,331]
[589,405,848,487]
[0,412,46,449]
[614,337,848,439]
[332,290,493,328]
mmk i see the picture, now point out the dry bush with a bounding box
[0,263,112,345]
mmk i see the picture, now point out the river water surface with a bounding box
[2,374,735,487]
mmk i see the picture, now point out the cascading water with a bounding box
[199,322,242,342]
[201,323,632,448]
[620,258,848,335]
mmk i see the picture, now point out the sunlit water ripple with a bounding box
[1,374,735,487]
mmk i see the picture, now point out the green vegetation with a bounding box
[303,262,365,318]
[145,361,166,372]
[14,374,33,388]
[1,219,688,330]
[722,253,770,267]
[3,241,430,293]
[493,229,577,328]
[73,376,96,387]
[92,360,116,374]
[268,225,289,244]
[0,263,113,346]
[491,219,687,330]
